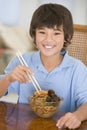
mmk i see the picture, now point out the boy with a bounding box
[0,3,87,129]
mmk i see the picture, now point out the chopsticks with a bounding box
[16,50,41,94]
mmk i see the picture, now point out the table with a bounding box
[0,102,87,130]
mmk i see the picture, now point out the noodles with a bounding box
[29,90,62,118]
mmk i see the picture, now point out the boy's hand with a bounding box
[8,65,33,83]
[56,112,81,129]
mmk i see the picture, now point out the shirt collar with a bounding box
[35,51,47,73]
[60,50,75,68]
[35,50,75,71]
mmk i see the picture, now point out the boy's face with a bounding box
[36,26,64,57]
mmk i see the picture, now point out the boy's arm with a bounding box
[73,103,87,121]
[56,103,87,129]
[0,65,33,98]
[0,74,11,97]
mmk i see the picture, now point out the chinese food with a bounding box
[29,89,63,118]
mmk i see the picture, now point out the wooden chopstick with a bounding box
[17,50,41,90]
[16,50,41,93]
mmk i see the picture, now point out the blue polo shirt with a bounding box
[0,51,87,112]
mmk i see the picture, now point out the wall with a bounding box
[0,0,20,25]
[20,0,39,29]
[20,0,87,28]
[72,0,87,25]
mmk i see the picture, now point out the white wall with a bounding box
[20,0,87,28]
[0,0,20,25]
[20,0,39,28]
[72,0,87,25]
[0,0,86,27]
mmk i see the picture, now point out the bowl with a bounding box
[29,90,63,118]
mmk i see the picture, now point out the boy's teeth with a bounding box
[45,45,53,49]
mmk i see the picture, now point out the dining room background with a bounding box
[20,0,87,28]
[0,0,87,74]
[0,0,87,27]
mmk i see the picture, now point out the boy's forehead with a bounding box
[36,25,63,30]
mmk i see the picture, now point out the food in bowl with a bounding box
[29,89,63,118]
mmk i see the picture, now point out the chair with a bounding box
[67,24,87,66]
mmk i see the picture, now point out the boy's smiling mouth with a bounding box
[43,45,55,49]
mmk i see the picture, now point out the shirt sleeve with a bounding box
[74,61,87,108]
[0,56,20,95]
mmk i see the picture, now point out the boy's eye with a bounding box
[54,32,61,35]
[39,31,45,34]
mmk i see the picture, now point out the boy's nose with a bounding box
[46,34,52,41]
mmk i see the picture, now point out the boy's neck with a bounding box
[40,54,63,72]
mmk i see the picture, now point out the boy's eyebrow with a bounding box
[37,27,63,31]
[37,27,45,30]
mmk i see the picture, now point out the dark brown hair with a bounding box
[29,3,74,49]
